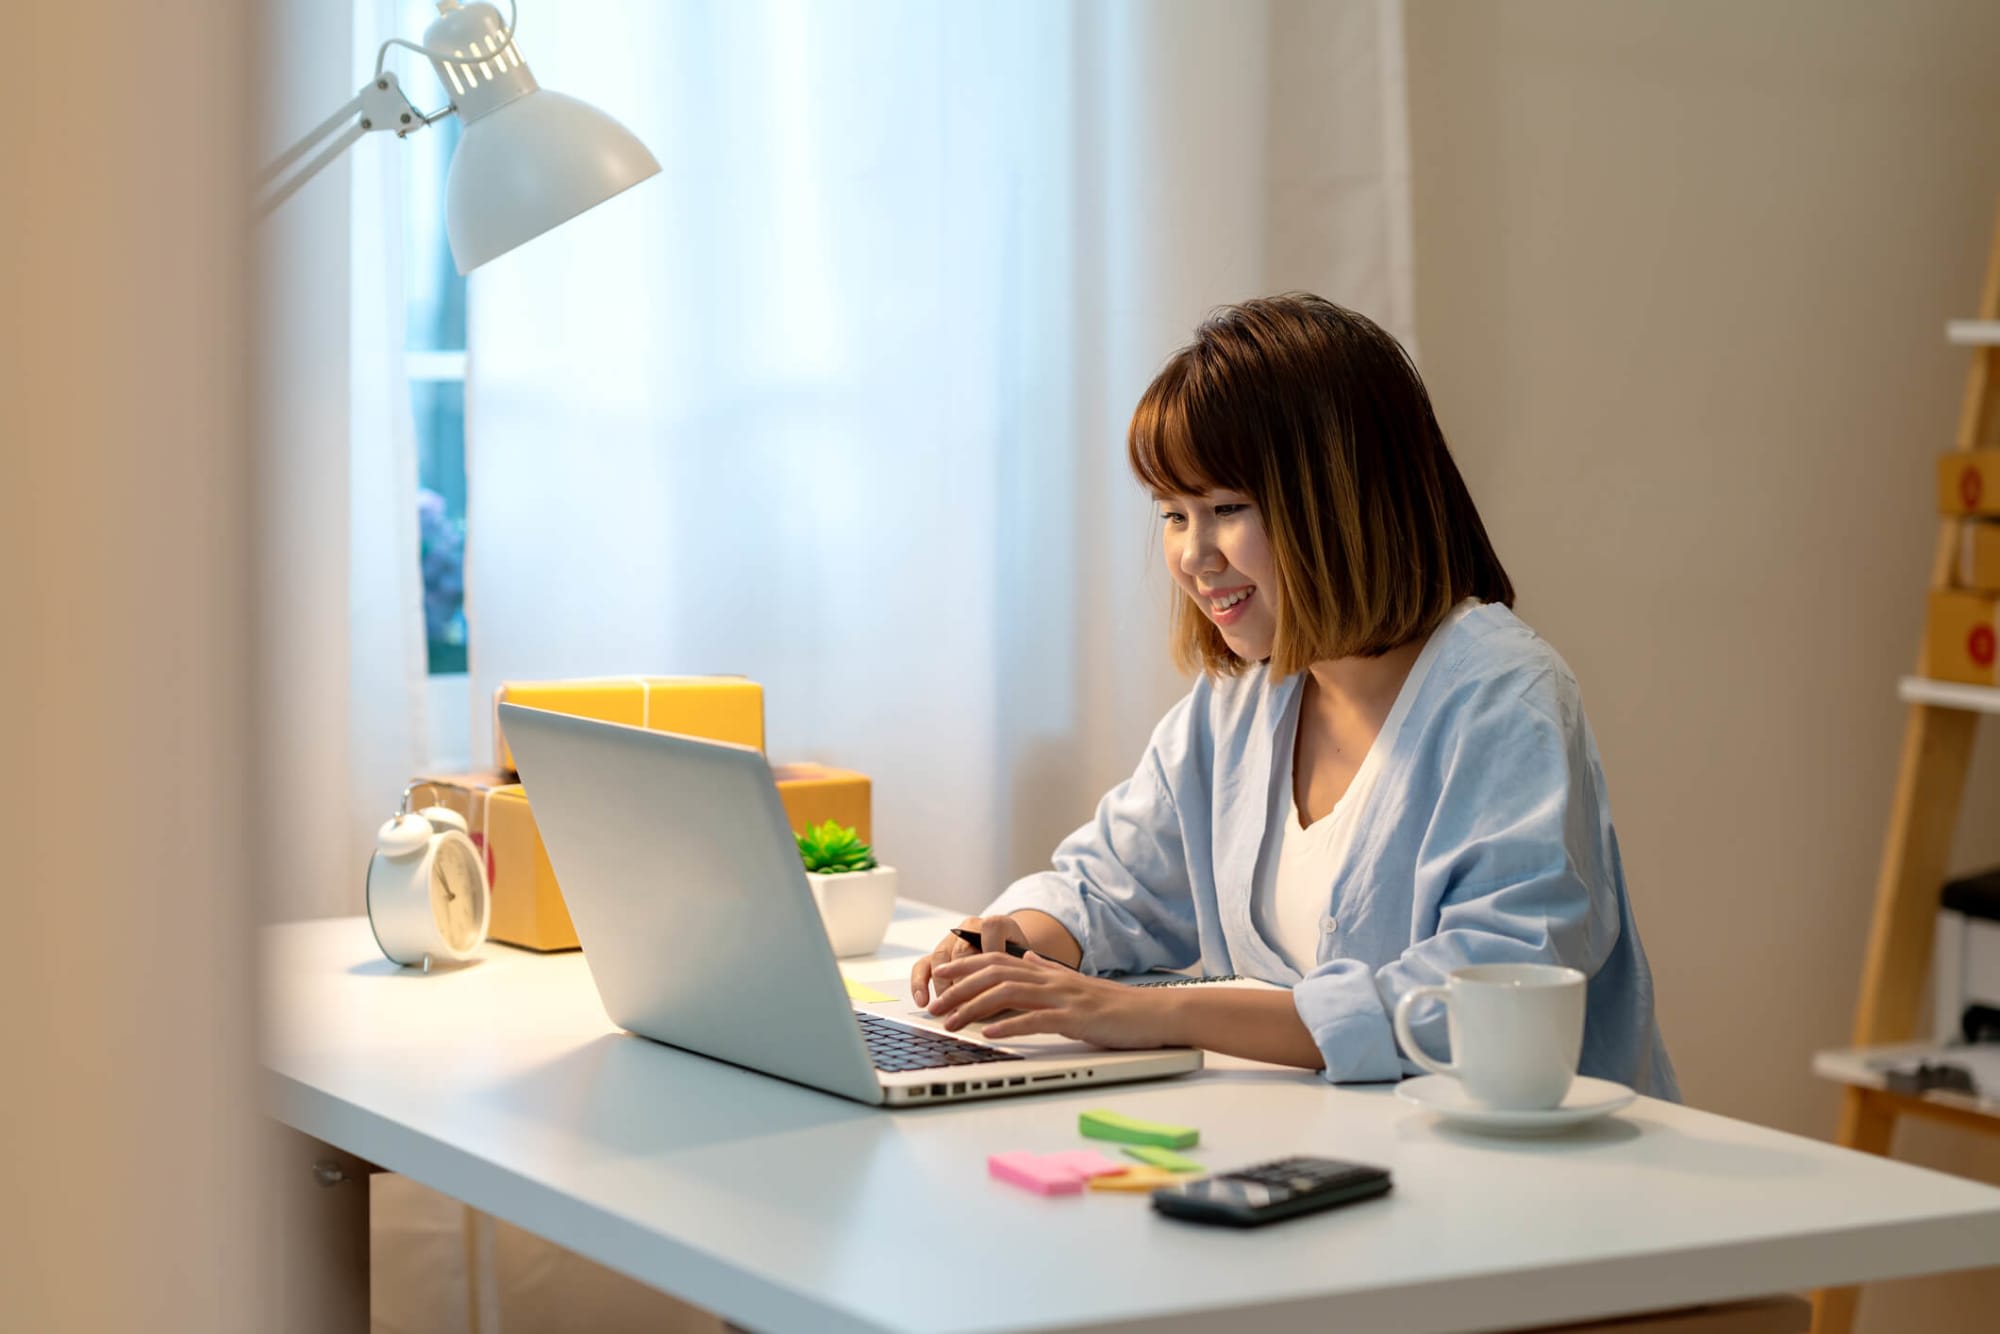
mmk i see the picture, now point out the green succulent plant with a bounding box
[796,820,878,874]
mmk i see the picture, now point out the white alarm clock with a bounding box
[365,796,492,969]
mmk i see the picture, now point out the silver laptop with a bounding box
[500,703,1202,1106]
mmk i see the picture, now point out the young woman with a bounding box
[910,294,1678,1097]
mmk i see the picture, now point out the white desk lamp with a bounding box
[258,0,660,273]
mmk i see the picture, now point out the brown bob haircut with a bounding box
[1129,293,1514,678]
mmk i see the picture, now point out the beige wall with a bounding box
[1405,1,2000,1327]
[0,2,269,1330]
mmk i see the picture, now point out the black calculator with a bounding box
[1150,1155,1392,1227]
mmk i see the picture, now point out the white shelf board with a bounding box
[1815,1041,2000,1121]
[1898,675,2000,714]
[1947,320,2000,346]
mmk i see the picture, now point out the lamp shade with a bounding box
[443,88,660,273]
[420,1,659,273]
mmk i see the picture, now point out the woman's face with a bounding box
[1157,488,1277,660]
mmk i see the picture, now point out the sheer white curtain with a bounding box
[466,0,1414,913]
[256,0,430,921]
[346,1,432,874]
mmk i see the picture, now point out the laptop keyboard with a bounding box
[856,1011,1025,1073]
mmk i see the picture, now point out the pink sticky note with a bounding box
[988,1151,1085,1196]
[1042,1149,1127,1179]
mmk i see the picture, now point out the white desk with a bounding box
[264,902,2000,1333]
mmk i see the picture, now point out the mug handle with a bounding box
[1393,984,1457,1078]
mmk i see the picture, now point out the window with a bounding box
[404,82,467,677]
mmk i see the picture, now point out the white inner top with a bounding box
[1255,598,1480,974]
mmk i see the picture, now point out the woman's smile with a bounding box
[1205,584,1257,625]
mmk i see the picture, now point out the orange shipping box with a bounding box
[411,763,874,953]
[771,763,872,844]
[1926,590,2000,686]
[1937,452,2000,516]
[1959,521,2000,592]
[410,772,576,951]
[494,675,764,773]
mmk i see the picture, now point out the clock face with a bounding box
[430,835,489,954]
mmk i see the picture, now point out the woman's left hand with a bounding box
[924,952,1177,1048]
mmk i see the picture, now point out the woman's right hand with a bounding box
[910,914,1030,1007]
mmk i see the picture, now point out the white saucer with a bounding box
[1396,1074,1636,1134]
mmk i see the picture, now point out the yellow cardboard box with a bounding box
[410,762,874,953]
[494,675,764,773]
[1926,590,2000,686]
[1959,521,2000,593]
[411,772,575,951]
[1937,452,2000,516]
[771,763,872,844]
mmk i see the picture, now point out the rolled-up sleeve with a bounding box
[1293,670,1623,1082]
[985,697,1202,977]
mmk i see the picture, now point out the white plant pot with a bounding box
[805,866,899,958]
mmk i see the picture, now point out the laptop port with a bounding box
[950,1082,966,1095]
[1007,1078,1025,1087]
[929,1083,946,1097]
[1030,1074,1063,1083]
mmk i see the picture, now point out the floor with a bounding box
[372,1174,724,1334]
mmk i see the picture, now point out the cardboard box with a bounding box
[771,763,872,844]
[410,762,874,953]
[494,675,764,772]
[1925,590,2000,685]
[1959,521,2000,592]
[1936,451,2000,515]
[412,771,577,951]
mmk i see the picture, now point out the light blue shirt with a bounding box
[988,602,1681,1098]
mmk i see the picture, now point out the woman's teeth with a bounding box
[1212,588,1253,611]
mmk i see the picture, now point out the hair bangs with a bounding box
[1127,355,1239,500]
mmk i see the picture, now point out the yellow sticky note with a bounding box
[844,977,892,1004]
[1088,1164,1181,1193]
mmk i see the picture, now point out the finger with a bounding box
[917,927,983,1004]
[942,980,1050,1030]
[974,915,1015,954]
[951,917,997,954]
[928,958,1033,1017]
[928,958,1021,1015]
[982,1008,1068,1041]
[931,951,1031,990]
[932,949,1006,983]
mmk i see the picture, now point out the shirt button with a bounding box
[1320,915,1338,934]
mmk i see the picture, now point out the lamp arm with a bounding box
[256,89,367,191]
[254,72,426,218]
[255,1,521,219]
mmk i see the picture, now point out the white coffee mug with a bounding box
[1392,963,1586,1111]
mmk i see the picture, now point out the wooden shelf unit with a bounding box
[1810,202,2000,1334]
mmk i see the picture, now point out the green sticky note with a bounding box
[843,977,892,1004]
[1078,1108,1199,1149]
[1122,1144,1203,1173]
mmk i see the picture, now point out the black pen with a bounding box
[950,927,1079,970]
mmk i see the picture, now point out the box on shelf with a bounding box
[1937,451,2000,516]
[494,675,764,773]
[411,772,576,951]
[1959,521,2000,592]
[1925,590,2000,686]
[409,761,874,954]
